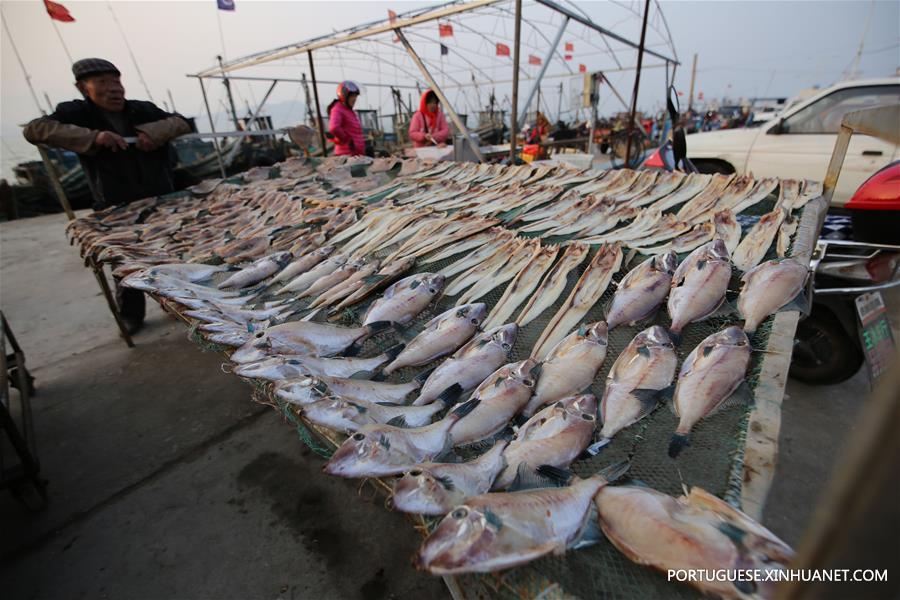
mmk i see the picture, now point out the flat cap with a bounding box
[72,58,120,81]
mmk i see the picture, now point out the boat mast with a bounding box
[1,9,45,115]
[107,2,154,101]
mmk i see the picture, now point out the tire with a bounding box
[790,310,864,384]
[692,160,734,175]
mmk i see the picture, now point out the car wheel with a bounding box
[692,160,735,175]
[790,309,864,384]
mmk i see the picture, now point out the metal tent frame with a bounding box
[188,0,678,164]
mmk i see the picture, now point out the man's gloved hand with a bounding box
[94,131,128,152]
[135,131,160,152]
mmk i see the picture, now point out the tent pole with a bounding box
[307,51,328,157]
[517,16,568,129]
[624,0,651,167]
[394,29,484,162]
[198,77,227,178]
[509,0,522,164]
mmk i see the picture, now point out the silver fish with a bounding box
[595,485,793,599]
[270,246,335,284]
[738,258,807,333]
[274,375,423,406]
[229,320,391,363]
[144,262,230,283]
[205,330,253,347]
[493,394,597,490]
[668,239,732,335]
[302,396,447,432]
[391,440,509,516]
[413,323,518,406]
[523,322,608,417]
[384,303,487,375]
[277,254,347,294]
[416,465,621,574]
[448,359,539,445]
[233,345,403,381]
[322,398,481,478]
[669,326,750,457]
[298,259,366,299]
[363,273,445,326]
[606,252,677,330]
[712,210,741,254]
[218,251,293,289]
[732,209,785,272]
[599,326,677,440]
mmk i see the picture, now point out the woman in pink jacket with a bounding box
[327,81,366,156]
[408,90,450,148]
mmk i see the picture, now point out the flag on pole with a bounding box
[496,43,510,57]
[440,43,449,56]
[388,9,397,23]
[44,0,75,22]
[564,54,572,61]
[439,23,453,37]
[528,55,541,66]
[564,42,574,52]
[217,0,235,11]
[579,64,587,73]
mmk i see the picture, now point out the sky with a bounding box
[1,0,897,177]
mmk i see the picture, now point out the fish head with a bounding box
[455,303,488,327]
[391,468,457,515]
[330,254,349,267]
[635,325,675,350]
[233,356,306,379]
[554,394,598,420]
[581,321,609,346]
[709,325,750,349]
[322,427,392,478]
[229,330,273,363]
[273,251,294,268]
[707,238,730,262]
[422,273,446,295]
[120,273,159,292]
[655,251,678,275]
[509,358,540,389]
[490,323,519,354]
[414,504,499,573]
[274,376,330,405]
[317,246,336,257]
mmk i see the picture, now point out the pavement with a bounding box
[0,211,889,598]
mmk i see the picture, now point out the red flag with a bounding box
[579,64,587,73]
[496,43,510,57]
[528,55,541,66]
[44,0,74,22]
[439,23,453,37]
[564,54,572,61]
[388,9,397,23]
[564,42,574,52]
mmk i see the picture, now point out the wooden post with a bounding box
[510,0,523,164]
[37,146,134,348]
[197,77,228,178]
[624,0,651,167]
[688,53,698,112]
[307,51,328,157]
[395,29,484,162]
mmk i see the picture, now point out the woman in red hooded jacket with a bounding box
[408,90,450,148]
[327,81,366,156]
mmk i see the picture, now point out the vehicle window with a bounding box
[781,85,900,134]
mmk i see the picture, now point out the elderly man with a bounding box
[24,58,192,334]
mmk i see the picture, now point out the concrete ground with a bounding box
[0,211,889,597]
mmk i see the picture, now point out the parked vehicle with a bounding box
[791,106,899,384]
[684,78,900,206]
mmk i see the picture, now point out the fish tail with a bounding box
[413,366,436,386]
[365,320,392,336]
[595,459,630,483]
[668,327,683,346]
[449,397,480,420]
[668,433,690,458]
[436,383,463,408]
[383,343,406,362]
